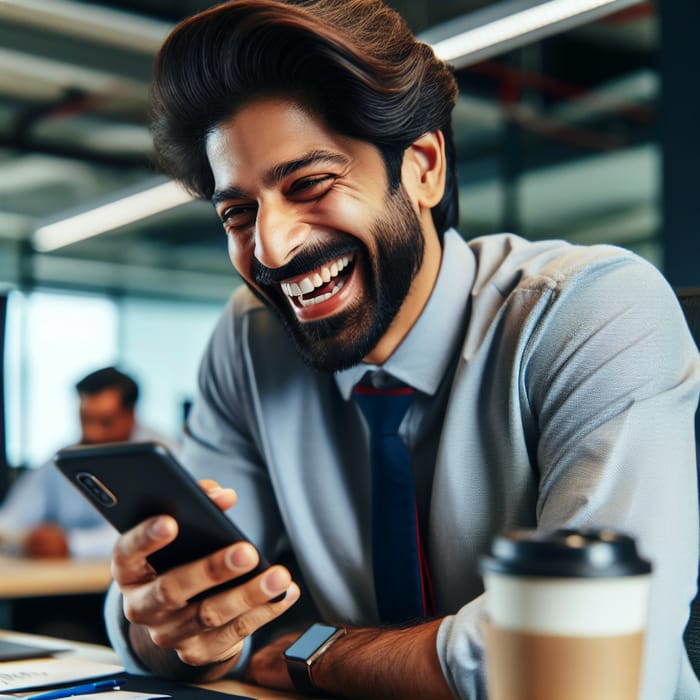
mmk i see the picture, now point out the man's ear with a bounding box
[401,130,446,210]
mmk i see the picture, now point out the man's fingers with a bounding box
[176,631,246,667]
[112,479,236,587]
[138,564,298,649]
[111,515,178,585]
[221,580,300,640]
[128,540,261,617]
[195,565,293,628]
[171,582,301,667]
[198,479,220,491]
[199,480,237,511]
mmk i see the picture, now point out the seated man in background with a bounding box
[0,366,177,559]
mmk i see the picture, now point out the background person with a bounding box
[0,366,177,559]
[103,2,700,699]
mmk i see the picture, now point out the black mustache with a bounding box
[253,240,360,286]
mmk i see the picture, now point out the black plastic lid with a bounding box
[479,528,652,578]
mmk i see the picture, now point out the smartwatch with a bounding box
[284,623,346,695]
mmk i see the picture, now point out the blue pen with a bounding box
[25,679,122,700]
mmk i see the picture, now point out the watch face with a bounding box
[285,624,340,661]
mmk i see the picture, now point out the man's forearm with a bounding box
[128,623,239,682]
[312,619,454,700]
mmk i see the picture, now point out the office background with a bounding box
[0,0,697,485]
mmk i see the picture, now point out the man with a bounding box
[0,366,176,558]
[104,1,700,698]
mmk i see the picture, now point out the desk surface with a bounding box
[0,554,113,597]
[0,629,312,700]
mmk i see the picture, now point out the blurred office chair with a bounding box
[678,288,700,677]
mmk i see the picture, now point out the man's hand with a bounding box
[111,481,300,681]
[245,631,299,690]
[23,523,70,558]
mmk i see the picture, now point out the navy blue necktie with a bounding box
[354,383,429,622]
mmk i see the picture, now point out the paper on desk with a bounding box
[0,658,124,692]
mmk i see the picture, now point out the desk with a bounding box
[0,554,113,597]
[0,629,313,700]
[0,555,113,637]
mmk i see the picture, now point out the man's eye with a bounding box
[289,175,334,198]
[221,205,257,229]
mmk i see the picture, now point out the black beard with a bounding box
[249,186,425,372]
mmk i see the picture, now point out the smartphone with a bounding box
[54,441,272,600]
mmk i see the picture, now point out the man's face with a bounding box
[79,388,135,444]
[206,97,441,371]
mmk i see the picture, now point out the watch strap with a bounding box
[287,657,321,696]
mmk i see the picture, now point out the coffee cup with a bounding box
[480,528,652,700]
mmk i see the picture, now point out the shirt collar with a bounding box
[335,230,474,399]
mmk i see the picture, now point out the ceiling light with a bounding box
[32,180,194,253]
[0,0,170,54]
[424,0,643,68]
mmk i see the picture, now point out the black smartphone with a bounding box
[54,441,272,600]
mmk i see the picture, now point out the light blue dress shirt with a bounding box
[106,231,700,699]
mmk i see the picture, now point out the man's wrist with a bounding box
[297,620,454,700]
[284,623,346,695]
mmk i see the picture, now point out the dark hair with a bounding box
[75,367,139,409]
[151,0,459,236]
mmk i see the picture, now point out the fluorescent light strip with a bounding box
[0,47,148,97]
[33,182,194,253]
[0,0,170,54]
[431,0,633,63]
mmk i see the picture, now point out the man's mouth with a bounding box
[279,254,355,308]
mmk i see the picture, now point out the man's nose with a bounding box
[82,426,104,443]
[254,202,311,270]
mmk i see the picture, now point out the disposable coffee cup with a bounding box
[480,528,652,700]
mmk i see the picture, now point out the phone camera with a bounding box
[77,472,117,507]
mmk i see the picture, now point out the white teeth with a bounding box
[298,279,346,307]
[283,281,302,297]
[299,277,315,295]
[280,254,354,303]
